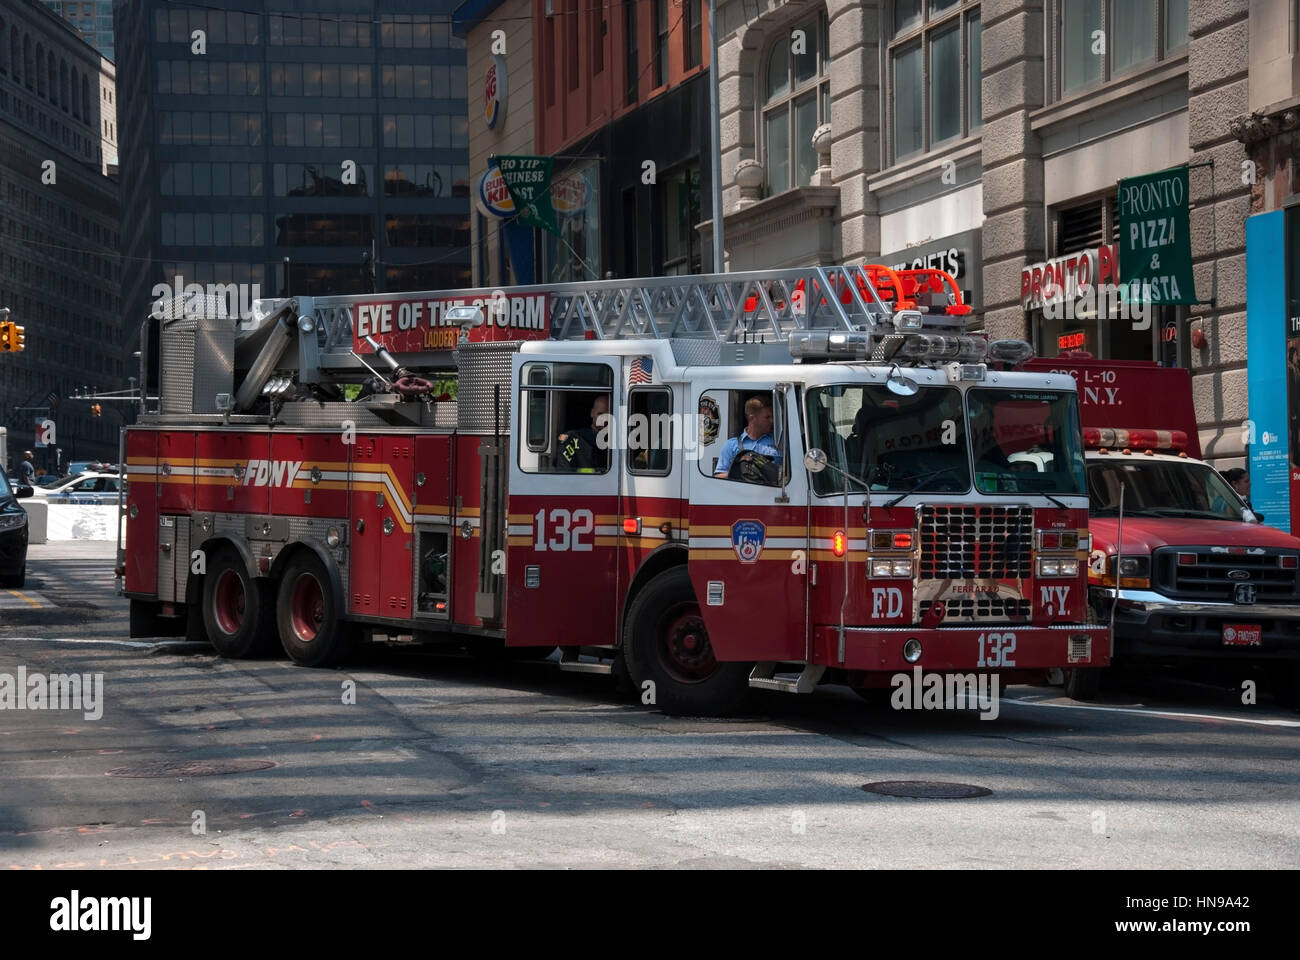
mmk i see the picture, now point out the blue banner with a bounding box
[1245,210,1291,533]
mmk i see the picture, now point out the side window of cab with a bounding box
[518,362,614,475]
[697,388,785,486]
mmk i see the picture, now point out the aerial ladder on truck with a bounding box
[120,264,1109,715]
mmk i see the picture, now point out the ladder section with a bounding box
[547,265,895,342]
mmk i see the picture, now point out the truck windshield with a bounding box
[966,388,1086,495]
[1087,459,1249,521]
[805,384,969,496]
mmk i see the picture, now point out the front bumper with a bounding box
[1095,587,1300,661]
[814,623,1110,673]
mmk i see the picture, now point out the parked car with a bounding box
[29,471,123,504]
[0,472,32,587]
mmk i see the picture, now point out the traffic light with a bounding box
[0,320,25,352]
[91,403,102,418]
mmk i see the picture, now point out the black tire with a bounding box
[1272,664,1300,710]
[0,567,25,589]
[1064,666,1102,701]
[853,686,891,708]
[276,551,356,667]
[201,548,276,659]
[623,565,751,717]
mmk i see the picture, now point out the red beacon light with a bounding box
[1082,427,1187,452]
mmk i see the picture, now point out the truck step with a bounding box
[558,648,614,675]
[748,662,826,694]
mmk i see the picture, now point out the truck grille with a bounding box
[920,597,1031,622]
[918,505,1033,580]
[1152,548,1300,602]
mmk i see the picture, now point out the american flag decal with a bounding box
[628,355,654,385]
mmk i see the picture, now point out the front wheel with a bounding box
[1064,666,1102,701]
[0,567,26,589]
[276,552,355,667]
[623,566,750,717]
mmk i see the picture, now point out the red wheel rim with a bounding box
[658,601,717,683]
[289,573,325,643]
[213,569,245,635]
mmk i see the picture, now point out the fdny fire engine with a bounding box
[120,265,1109,715]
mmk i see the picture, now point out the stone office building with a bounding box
[709,0,1256,467]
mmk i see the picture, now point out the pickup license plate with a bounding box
[1222,624,1262,647]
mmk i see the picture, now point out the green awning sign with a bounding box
[495,155,560,236]
[1118,166,1198,305]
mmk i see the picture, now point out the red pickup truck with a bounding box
[1022,355,1300,704]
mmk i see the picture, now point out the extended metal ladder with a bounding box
[260,264,976,376]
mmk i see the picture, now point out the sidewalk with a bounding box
[27,539,117,560]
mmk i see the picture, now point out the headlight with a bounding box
[0,512,28,531]
[1037,557,1078,578]
[1116,556,1150,578]
[891,559,913,577]
[870,559,895,578]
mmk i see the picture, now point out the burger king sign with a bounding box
[484,55,508,130]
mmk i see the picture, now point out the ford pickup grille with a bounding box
[1152,548,1300,602]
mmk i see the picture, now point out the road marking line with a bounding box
[1,638,204,650]
[6,590,41,607]
[1003,696,1300,728]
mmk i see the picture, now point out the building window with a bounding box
[653,0,669,88]
[624,0,638,105]
[684,0,703,71]
[1056,0,1188,98]
[662,163,701,275]
[887,1,982,164]
[762,11,829,195]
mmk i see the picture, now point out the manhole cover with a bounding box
[106,759,277,778]
[861,780,992,799]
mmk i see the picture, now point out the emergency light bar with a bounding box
[1083,427,1187,451]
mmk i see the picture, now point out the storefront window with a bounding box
[662,163,701,275]
[543,163,601,283]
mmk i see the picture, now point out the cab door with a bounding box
[686,382,810,663]
[505,353,621,647]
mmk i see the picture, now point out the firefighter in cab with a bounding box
[556,394,611,473]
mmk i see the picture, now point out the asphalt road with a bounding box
[1,541,1298,869]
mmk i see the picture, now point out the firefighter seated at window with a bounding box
[555,393,611,473]
[714,394,782,485]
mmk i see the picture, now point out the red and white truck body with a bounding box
[120,267,1110,714]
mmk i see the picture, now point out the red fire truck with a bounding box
[120,266,1109,715]
[1023,354,1300,703]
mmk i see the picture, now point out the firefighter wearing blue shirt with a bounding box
[714,396,782,480]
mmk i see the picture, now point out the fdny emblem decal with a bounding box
[731,520,766,564]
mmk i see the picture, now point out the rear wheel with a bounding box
[276,552,355,667]
[0,567,25,589]
[1272,664,1300,709]
[623,566,750,717]
[202,549,275,658]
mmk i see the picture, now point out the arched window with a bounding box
[0,17,7,76]
[762,11,829,196]
[48,52,57,104]
[9,28,19,85]
[36,44,45,96]
[81,74,90,123]
[60,60,69,111]
[23,34,33,91]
